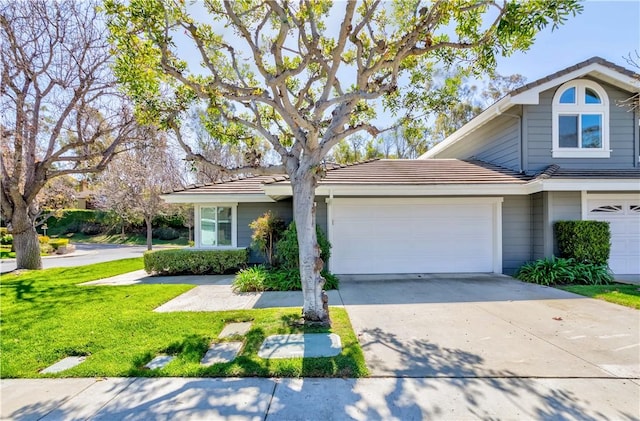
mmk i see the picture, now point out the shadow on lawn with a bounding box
[6,330,637,420]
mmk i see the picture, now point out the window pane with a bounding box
[585,88,601,104]
[559,115,578,147]
[559,87,575,104]
[581,114,602,148]
[201,207,217,246]
[217,207,232,246]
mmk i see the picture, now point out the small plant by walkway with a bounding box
[558,284,640,309]
[0,259,366,378]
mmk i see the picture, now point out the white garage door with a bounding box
[587,196,640,275]
[329,198,501,274]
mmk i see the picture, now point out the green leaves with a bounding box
[515,257,613,286]
[105,0,583,165]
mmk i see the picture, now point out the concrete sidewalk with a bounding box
[3,376,639,420]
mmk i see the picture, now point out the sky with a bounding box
[494,0,640,82]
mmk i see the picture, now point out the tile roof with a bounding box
[166,174,280,195]
[164,160,639,197]
[316,159,530,185]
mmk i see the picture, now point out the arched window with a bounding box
[552,79,609,158]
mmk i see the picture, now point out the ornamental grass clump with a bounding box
[515,257,612,286]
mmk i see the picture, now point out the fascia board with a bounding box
[161,194,275,203]
[511,64,640,104]
[528,179,640,193]
[265,183,527,196]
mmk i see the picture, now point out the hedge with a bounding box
[555,220,610,265]
[144,249,248,275]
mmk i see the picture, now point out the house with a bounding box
[162,57,640,277]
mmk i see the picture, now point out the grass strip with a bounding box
[0,258,367,378]
[558,283,640,309]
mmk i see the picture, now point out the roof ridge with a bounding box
[509,56,639,97]
[532,164,561,181]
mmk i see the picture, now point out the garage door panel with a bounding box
[331,199,497,274]
[587,197,640,275]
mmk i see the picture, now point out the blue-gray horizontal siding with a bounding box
[525,79,637,172]
[431,113,522,171]
[237,197,329,263]
[502,195,532,274]
[531,192,545,260]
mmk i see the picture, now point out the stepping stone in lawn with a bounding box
[144,355,175,370]
[258,333,342,359]
[200,342,244,366]
[219,322,252,339]
[40,356,86,374]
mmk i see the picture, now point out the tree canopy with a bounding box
[105,0,582,323]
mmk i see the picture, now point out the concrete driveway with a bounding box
[338,274,640,380]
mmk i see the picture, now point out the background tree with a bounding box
[95,133,184,250]
[332,72,526,163]
[106,0,581,324]
[0,0,140,269]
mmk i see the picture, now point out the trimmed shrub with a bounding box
[555,220,610,265]
[48,238,70,250]
[38,235,50,245]
[515,257,612,286]
[152,227,180,241]
[144,248,248,275]
[275,222,331,271]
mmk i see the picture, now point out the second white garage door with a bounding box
[328,198,502,274]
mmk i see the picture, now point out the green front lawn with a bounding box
[558,283,640,309]
[0,259,366,378]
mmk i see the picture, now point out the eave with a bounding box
[161,193,276,203]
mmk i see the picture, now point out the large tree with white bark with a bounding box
[105,0,581,324]
[0,0,142,269]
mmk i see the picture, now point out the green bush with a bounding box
[45,209,109,235]
[0,232,13,245]
[233,265,268,292]
[275,222,331,271]
[152,214,186,229]
[152,227,180,241]
[249,211,286,267]
[555,220,610,265]
[144,248,248,275]
[48,238,70,250]
[233,265,339,292]
[515,257,612,286]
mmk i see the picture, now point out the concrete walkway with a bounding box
[3,376,638,420]
[3,273,639,420]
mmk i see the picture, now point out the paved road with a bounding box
[0,243,150,273]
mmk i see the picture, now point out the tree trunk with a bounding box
[291,174,329,325]
[145,216,153,251]
[12,204,42,270]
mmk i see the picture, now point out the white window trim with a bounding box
[552,79,610,158]
[194,203,238,249]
